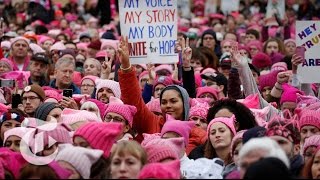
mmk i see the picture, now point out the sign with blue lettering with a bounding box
[296,21,320,83]
[119,0,178,64]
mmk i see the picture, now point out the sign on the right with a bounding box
[296,21,320,83]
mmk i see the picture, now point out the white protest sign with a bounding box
[296,21,320,83]
[266,0,285,19]
[220,0,239,14]
[177,0,191,18]
[205,0,217,16]
[119,0,178,64]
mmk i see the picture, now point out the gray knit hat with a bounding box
[34,102,63,121]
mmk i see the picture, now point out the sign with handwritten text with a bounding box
[119,0,178,64]
[296,21,320,83]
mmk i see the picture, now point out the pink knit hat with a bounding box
[155,64,173,75]
[189,102,210,119]
[153,76,180,92]
[3,127,31,145]
[207,115,237,136]
[103,97,137,127]
[297,109,320,131]
[196,86,219,100]
[95,79,121,99]
[296,95,320,108]
[86,99,107,118]
[139,70,149,81]
[252,52,272,69]
[50,41,66,52]
[141,133,161,147]
[44,88,62,102]
[250,106,270,127]
[138,160,180,179]
[37,123,72,147]
[100,39,118,50]
[271,62,288,72]
[38,36,54,45]
[284,39,296,46]
[73,122,122,158]
[270,52,285,64]
[258,71,279,91]
[280,84,304,105]
[76,42,88,51]
[0,58,14,71]
[81,75,98,85]
[246,40,263,52]
[200,67,217,76]
[160,115,195,146]
[238,93,260,109]
[1,41,11,49]
[55,144,103,179]
[95,50,108,58]
[48,161,72,179]
[143,137,184,163]
[303,135,320,154]
[0,148,27,179]
[61,108,102,125]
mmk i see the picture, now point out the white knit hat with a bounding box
[55,144,103,179]
[95,79,121,99]
[29,43,45,54]
[49,41,66,52]
[3,127,32,145]
[1,41,11,49]
[61,108,102,126]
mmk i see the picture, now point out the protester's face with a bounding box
[214,108,233,118]
[285,42,296,56]
[239,149,269,178]
[266,41,279,55]
[251,70,259,85]
[73,136,91,148]
[224,33,237,42]
[51,50,61,63]
[22,92,42,115]
[84,59,100,76]
[30,61,48,77]
[0,120,21,140]
[97,87,115,103]
[222,41,232,53]
[245,34,257,43]
[104,46,116,58]
[65,44,76,50]
[203,34,216,49]
[312,150,320,179]
[46,108,62,122]
[88,48,98,58]
[205,79,220,92]
[80,37,91,44]
[0,62,11,74]
[233,143,243,166]
[262,86,272,100]
[301,126,320,144]
[209,122,233,149]
[198,92,216,104]
[160,89,184,120]
[239,49,249,58]
[154,84,165,98]
[281,102,297,114]
[304,146,317,162]
[81,79,95,95]
[4,135,21,152]
[58,160,82,179]
[11,40,29,58]
[189,116,207,130]
[139,75,149,90]
[190,59,202,69]
[249,46,259,57]
[1,47,10,55]
[60,19,68,29]
[111,152,143,179]
[42,40,53,51]
[54,63,74,87]
[270,136,294,158]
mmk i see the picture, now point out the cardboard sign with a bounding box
[119,0,178,64]
[296,21,320,83]
[220,0,239,14]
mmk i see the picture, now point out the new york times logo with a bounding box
[20,117,58,165]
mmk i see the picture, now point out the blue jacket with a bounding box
[49,79,81,94]
[142,83,153,103]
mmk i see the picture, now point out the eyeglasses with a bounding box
[81,84,95,88]
[104,115,126,123]
[22,96,40,102]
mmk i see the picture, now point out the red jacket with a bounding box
[119,68,207,154]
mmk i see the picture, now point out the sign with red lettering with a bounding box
[119,0,178,64]
[296,21,320,83]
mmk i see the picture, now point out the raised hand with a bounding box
[173,63,179,81]
[277,71,290,85]
[291,54,304,73]
[101,52,114,79]
[230,41,243,67]
[181,37,192,68]
[117,36,131,70]
[146,63,155,84]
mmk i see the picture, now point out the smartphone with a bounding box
[0,17,3,29]
[63,89,73,97]
[0,79,15,88]
[295,46,306,59]
[11,94,22,108]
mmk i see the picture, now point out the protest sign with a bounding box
[177,0,191,19]
[205,0,217,16]
[296,21,320,83]
[119,0,178,64]
[265,0,285,26]
[220,0,239,14]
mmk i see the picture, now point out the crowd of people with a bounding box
[0,0,319,179]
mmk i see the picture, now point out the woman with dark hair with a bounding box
[200,29,222,58]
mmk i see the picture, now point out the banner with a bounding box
[220,0,239,14]
[296,21,320,83]
[119,0,178,64]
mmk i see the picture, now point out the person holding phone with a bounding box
[21,84,45,117]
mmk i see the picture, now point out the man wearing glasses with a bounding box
[21,84,45,117]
